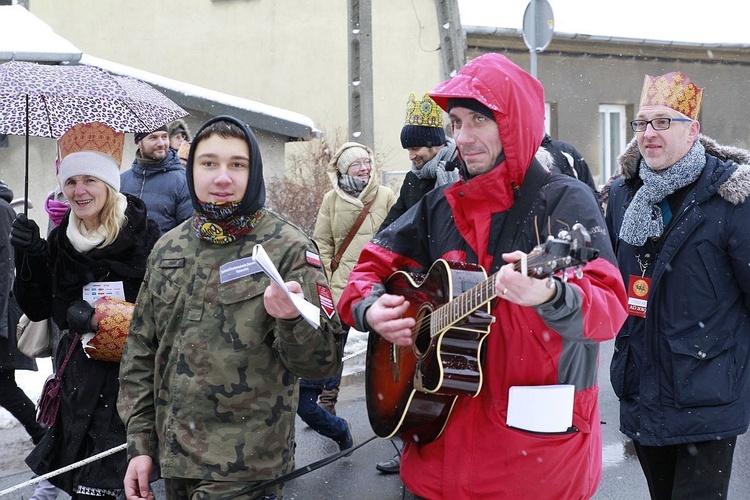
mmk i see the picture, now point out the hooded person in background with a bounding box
[540,134,602,207]
[606,71,750,500]
[311,142,395,416]
[378,92,458,231]
[118,116,344,500]
[120,125,192,234]
[168,119,191,151]
[337,53,628,499]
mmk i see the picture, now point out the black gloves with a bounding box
[10,214,44,255]
[67,299,96,334]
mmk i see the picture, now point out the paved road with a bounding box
[1,338,749,499]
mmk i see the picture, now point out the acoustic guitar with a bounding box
[365,223,600,443]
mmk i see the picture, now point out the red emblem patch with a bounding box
[306,250,322,268]
[317,284,335,319]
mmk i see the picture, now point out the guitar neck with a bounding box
[430,248,554,336]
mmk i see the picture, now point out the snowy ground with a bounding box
[0,329,369,430]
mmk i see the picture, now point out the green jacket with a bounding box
[118,211,343,481]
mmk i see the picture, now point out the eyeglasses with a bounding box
[630,117,693,132]
[348,158,372,171]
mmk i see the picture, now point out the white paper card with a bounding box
[252,244,320,328]
[507,384,575,433]
[82,281,126,307]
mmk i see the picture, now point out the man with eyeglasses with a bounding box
[606,71,750,499]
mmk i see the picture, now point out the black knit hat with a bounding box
[400,92,446,148]
[447,98,495,121]
[400,125,446,148]
[134,124,168,143]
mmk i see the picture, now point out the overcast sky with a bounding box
[457,0,750,45]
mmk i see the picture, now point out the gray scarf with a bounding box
[619,141,706,246]
[338,174,368,198]
[412,138,459,186]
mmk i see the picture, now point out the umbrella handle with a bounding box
[24,94,29,217]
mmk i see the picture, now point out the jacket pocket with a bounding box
[610,332,638,400]
[148,270,179,305]
[217,274,271,351]
[666,332,738,408]
[217,274,267,305]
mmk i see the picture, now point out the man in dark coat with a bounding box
[120,125,193,233]
[378,92,459,231]
[0,180,44,446]
[606,71,750,499]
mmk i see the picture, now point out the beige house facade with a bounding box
[29,0,451,173]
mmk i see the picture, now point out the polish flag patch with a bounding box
[306,250,322,268]
[317,284,335,319]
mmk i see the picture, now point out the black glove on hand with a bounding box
[67,299,96,334]
[10,214,44,254]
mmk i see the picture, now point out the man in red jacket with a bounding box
[338,53,628,499]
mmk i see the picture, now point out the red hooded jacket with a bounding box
[339,54,627,499]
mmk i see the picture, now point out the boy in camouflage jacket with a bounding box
[118,116,344,500]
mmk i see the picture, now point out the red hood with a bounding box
[429,54,546,267]
[430,53,545,192]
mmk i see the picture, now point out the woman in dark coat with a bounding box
[0,179,45,445]
[10,122,161,499]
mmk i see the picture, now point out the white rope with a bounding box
[0,443,127,497]
[342,347,366,362]
[0,347,369,496]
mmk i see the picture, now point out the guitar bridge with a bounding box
[414,355,424,392]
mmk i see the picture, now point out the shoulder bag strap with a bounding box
[56,333,82,380]
[331,199,375,272]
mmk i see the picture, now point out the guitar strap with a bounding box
[496,159,550,255]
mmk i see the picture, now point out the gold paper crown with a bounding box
[639,72,704,120]
[404,92,444,128]
[58,122,125,166]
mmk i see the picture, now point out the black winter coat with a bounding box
[16,194,160,494]
[606,136,750,446]
[378,171,436,231]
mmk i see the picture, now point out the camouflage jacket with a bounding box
[118,211,343,481]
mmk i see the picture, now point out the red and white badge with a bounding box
[627,275,650,318]
[317,284,335,319]
[306,250,322,268]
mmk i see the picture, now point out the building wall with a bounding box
[29,0,446,172]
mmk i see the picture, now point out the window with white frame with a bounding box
[598,104,627,186]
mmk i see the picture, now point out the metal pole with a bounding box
[529,0,537,78]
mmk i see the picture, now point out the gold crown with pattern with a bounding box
[58,122,124,166]
[639,72,704,120]
[404,92,444,128]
